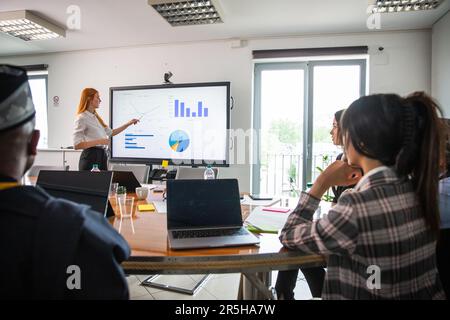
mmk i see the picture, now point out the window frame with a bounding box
[27,72,49,148]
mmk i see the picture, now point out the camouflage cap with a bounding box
[0,65,35,132]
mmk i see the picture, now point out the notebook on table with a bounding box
[166,179,260,250]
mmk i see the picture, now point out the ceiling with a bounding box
[0,0,449,57]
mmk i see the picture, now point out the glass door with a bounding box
[306,60,366,185]
[253,59,366,196]
[253,63,307,196]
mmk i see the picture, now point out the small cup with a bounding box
[118,196,134,218]
[135,187,149,200]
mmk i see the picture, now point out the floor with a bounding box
[127,271,312,300]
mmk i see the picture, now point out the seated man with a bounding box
[0,65,130,299]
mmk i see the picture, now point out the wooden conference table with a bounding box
[108,185,326,299]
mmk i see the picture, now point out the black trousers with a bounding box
[78,147,108,171]
[275,267,326,299]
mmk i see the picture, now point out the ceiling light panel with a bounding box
[0,10,65,41]
[372,0,444,13]
[148,0,223,26]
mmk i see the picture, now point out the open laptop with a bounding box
[166,179,260,250]
[36,170,114,217]
[111,170,141,191]
[175,167,219,180]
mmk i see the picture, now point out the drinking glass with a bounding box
[118,196,134,219]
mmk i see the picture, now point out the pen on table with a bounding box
[262,207,291,213]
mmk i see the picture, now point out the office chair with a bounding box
[110,164,150,184]
[142,167,219,295]
[175,167,219,179]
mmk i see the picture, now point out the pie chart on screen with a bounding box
[169,130,190,152]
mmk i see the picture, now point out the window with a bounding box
[27,71,48,148]
[253,58,367,196]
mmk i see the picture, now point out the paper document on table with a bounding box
[245,206,291,233]
[153,201,167,213]
[240,195,281,207]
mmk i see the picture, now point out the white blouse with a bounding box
[73,111,113,147]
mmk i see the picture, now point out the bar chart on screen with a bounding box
[124,133,155,150]
[174,99,209,118]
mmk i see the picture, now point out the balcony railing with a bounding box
[259,153,339,196]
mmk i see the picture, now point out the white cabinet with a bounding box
[35,149,82,170]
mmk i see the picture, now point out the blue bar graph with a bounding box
[125,146,145,149]
[125,134,154,137]
[124,133,153,150]
[174,100,208,118]
[198,101,203,117]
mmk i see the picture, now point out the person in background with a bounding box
[0,65,130,299]
[437,119,450,299]
[330,109,356,203]
[275,109,356,299]
[73,88,139,171]
[279,92,445,299]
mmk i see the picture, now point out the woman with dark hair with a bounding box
[275,109,355,299]
[437,120,450,299]
[279,92,445,299]
[331,109,353,203]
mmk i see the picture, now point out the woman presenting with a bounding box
[73,88,139,171]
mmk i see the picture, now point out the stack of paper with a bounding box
[153,201,167,213]
[240,195,281,206]
[245,206,291,234]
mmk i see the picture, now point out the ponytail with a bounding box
[342,92,443,236]
[399,92,443,234]
[93,110,108,128]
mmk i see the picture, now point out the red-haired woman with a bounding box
[73,88,138,171]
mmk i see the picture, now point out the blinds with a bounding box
[253,46,368,59]
[20,64,48,72]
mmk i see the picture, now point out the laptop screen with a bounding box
[166,179,242,229]
[36,170,113,217]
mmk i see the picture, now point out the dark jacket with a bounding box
[0,181,130,299]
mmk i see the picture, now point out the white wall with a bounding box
[432,11,450,117]
[0,30,432,192]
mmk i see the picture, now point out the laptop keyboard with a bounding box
[172,228,248,239]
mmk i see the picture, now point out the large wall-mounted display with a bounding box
[110,82,230,166]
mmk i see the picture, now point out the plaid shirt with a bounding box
[280,166,445,300]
